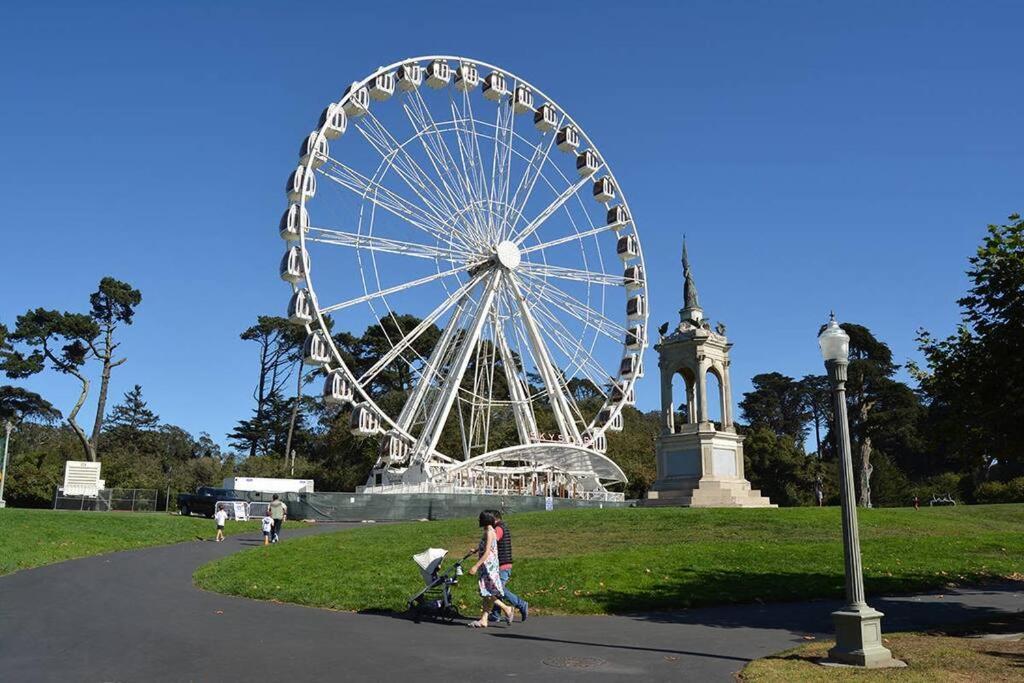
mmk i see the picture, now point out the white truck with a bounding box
[222,477,314,494]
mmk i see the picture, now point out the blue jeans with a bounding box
[490,568,523,618]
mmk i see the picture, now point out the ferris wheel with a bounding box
[278,56,647,498]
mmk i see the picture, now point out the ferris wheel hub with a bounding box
[494,240,522,270]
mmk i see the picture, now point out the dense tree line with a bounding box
[2,214,1020,508]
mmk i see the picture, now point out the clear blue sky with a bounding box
[1,1,1020,446]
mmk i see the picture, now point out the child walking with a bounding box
[261,512,274,546]
[214,504,228,543]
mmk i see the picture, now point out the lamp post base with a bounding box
[827,606,905,668]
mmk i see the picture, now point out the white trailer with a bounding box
[222,477,314,493]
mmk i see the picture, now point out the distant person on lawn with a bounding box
[214,504,228,543]
[487,509,528,622]
[269,495,287,543]
[467,510,514,628]
[261,512,273,546]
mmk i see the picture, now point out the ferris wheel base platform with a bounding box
[219,488,630,523]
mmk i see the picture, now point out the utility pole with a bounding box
[1,420,13,508]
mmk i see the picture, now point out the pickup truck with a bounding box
[177,487,242,518]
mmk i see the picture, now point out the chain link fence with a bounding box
[53,487,161,512]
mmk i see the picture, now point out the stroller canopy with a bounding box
[413,547,449,584]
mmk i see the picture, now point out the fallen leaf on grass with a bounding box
[802,635,816,641]
[214,610,224,615]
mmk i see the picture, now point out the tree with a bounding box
[797,374,832,458]
[914,213,1024,480]
[105,384,159,432]
[835,323,898,508]
[739,372,808,444]
[86,277,142,454]
[2,309,100,460]
[237,316,305,457]
[742,426,817,506]
[0,385,61,425]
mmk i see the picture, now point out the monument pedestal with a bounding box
[645,424,775,508]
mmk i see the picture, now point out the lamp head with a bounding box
[818,311,850,363]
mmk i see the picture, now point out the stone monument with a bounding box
[646,240,774,508]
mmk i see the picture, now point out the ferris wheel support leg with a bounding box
[508,275,582,444]
[411,272,502,467]
[495,316,539,443]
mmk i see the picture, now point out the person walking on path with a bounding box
[214,504,227,543]
[261,513,273,546]
[268,495,287,543]
[467,510,514,629]
[487,509,528,623]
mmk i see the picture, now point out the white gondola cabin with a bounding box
[323,369,354,404]
[623,264,645,290]
[287,289,313,325]
[607,410,624,432]
[279,204,309,242]
[425,59,451,88]
[584,429,607,453]
[576,150,599,177]
[298,131,328,168]
[286,165,317,202]
[625,324,645,350]
[318,103,347,140]
[626,294,646,321]
[279,246,310,283]
[342,82,369,117]
[454,63,479,91]
[607,206,630,231]
[534,103,558,132]
[556,125,580,152]
[511,85,533,113]
[382,431,410,463]
[616,234,639,261]
[396,63,423,91]
[350,404,381,436]
[619,354,643,379]
[482,71,508,101]
[303,330,331,366]
[369,71,395,101]
[610,384,636,405]
[593,176,615,203]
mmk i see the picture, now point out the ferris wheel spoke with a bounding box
[306,227,473,263]
[448,100,491,245]
[493,296,539,443]
[511,169,604,247]
[517,271,626,343]
[359,270,487,386]
[401,93,482,240]
[517,262,622,287]
[500,113,564,241]
[507,274,582,443]
[354,111,478,250]
[489,97,516,239]
[318,161,466,251]
[318,264,475,314]
[519,221,623,256]
[412,271,502,462]
[531,301,616,399]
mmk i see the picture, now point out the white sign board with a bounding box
[544,495,554,511]
[229,501,249,521]
[62,461,102,497]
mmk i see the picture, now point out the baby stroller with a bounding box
[407,547,474,623]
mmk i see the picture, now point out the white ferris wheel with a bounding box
[278,56,647,500]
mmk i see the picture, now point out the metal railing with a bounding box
[53,487,159,512]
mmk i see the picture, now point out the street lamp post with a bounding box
[818,314,902,668]
[0,420,12,509]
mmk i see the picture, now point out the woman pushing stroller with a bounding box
[466,510,515,628]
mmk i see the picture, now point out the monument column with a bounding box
[697,361,709,424]
[659,364,674,435]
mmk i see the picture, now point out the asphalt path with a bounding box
[1,523,1021,682]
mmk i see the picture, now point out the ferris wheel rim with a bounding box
[289,55,648,460]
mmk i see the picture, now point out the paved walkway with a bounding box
[1,524,1021,682]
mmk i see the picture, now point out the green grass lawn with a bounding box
[194,505,1024,615]
[0,508,260,575]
